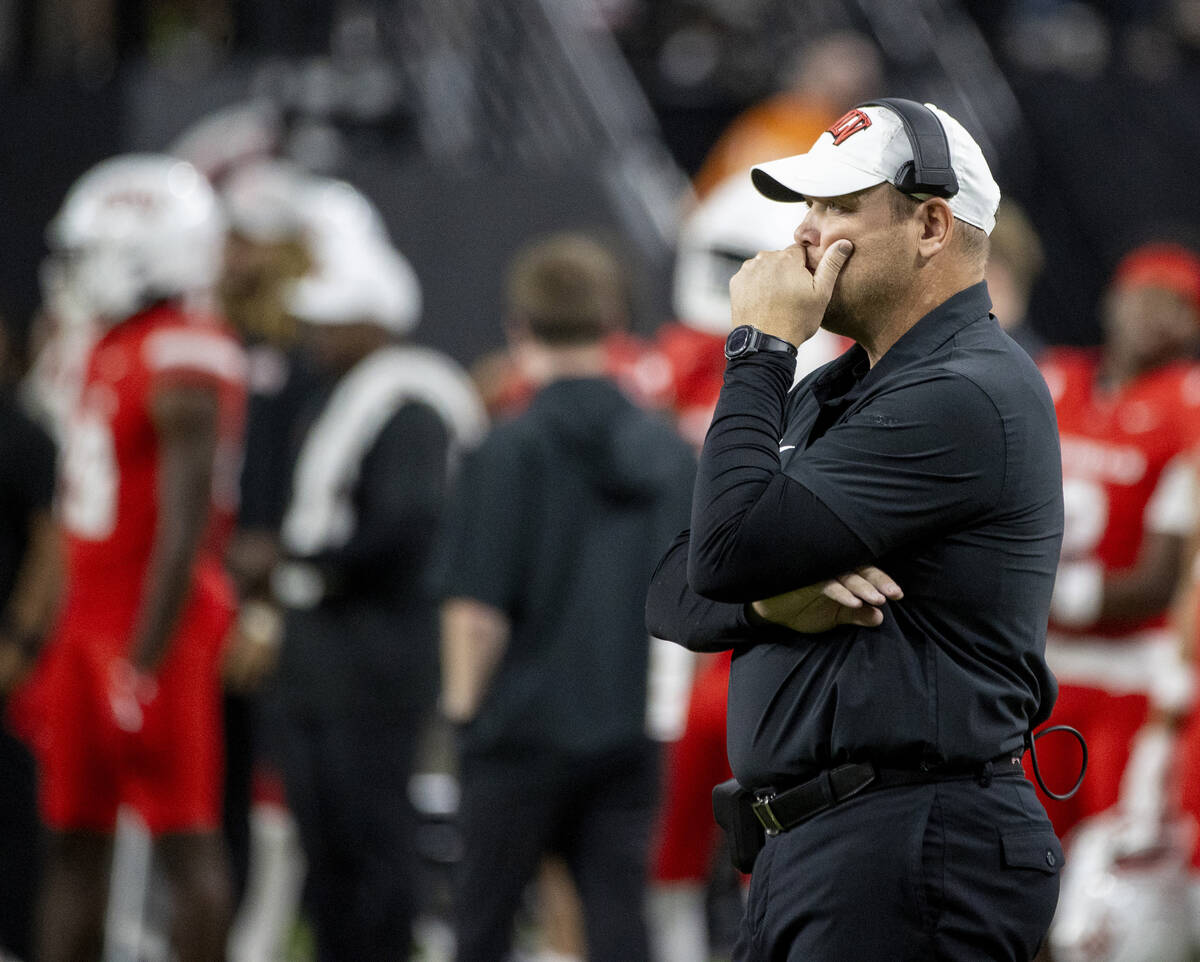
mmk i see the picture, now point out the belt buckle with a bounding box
[751,793,784,837]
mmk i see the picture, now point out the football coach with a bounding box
[646,99,1066,961]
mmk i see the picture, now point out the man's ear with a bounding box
[916,197,954,258]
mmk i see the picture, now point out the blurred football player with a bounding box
[1166,453,1200,949]
[1033,242,1200,843]
[215,157,317,962]
[29,154,247,962]
[1049,804,1195,962]
[0,318,62,962]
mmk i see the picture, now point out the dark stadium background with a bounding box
[1,0,1198,368]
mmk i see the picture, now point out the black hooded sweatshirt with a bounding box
[434,376,695,757]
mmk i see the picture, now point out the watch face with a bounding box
[726,325,753,357]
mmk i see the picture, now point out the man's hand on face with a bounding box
[730,239,853,347]
[750,566,902,634]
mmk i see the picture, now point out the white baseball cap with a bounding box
[750,101,1001,234]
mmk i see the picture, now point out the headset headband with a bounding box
[857,98,960,199]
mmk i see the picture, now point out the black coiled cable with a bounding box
[1025,725,1088,800]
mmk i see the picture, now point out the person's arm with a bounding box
[440,596,510,723]
[0,509,63,694]
[686,353,879,601]
[646,530,761,652]
[0,398,62,683]
[431,427,526,712]
[223,529,284,694]
[1102,531,1187,621]
[687,356,1006,603]
[648,528,902,649]
[128,384,219,674]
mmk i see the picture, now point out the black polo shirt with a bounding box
[0,389,56,610]
[646,282,1063,788]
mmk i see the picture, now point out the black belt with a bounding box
[750,753,1025,837]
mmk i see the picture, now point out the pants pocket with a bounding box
[1000,828,1063,875]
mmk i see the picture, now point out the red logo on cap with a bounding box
[827,109,872,146]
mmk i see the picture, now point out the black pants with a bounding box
[453,740,659,962]
[222,690,256,908]
[0,721,38,959]
[278,707,425,962]
[735,775,1061,961]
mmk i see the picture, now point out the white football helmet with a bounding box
[47,154,226,322]
[287,177,420,333]
[673,171,806,335]
[298,176,390,251]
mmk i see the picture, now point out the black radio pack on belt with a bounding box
[713,763,884,873]
[712,779,765,874]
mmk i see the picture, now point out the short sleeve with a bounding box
[142,327,247,392]
[1145,452,1197,537]
[432,428,530,612]
[783,372,1007,556]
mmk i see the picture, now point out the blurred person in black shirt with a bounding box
[270,177,486,962]
[215,158,318,960]
[436,232,695,962]
[0,319,61,962]
[987,198,1048,359]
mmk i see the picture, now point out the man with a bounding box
[986,198,1047,359]
[1034,242,1200,841]
[30,153,245,962]
[0,320,61,962]
[645,99,1065,961]
[270,177,486,962]
[436,232,696,962]
[216,158,318,962]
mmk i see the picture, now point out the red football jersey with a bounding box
[651,323,727,449]
[1039,348,1200,636]
[57,302,247,645]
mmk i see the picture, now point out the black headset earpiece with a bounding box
[855,98,959,199]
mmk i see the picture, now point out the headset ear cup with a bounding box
[893,161,916,194]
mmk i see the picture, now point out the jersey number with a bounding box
[1061,477,1109,560]
[61,410,118,539]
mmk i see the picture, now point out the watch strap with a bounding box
[751,329,799,357]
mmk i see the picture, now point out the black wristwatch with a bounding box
[724,325,798,360]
